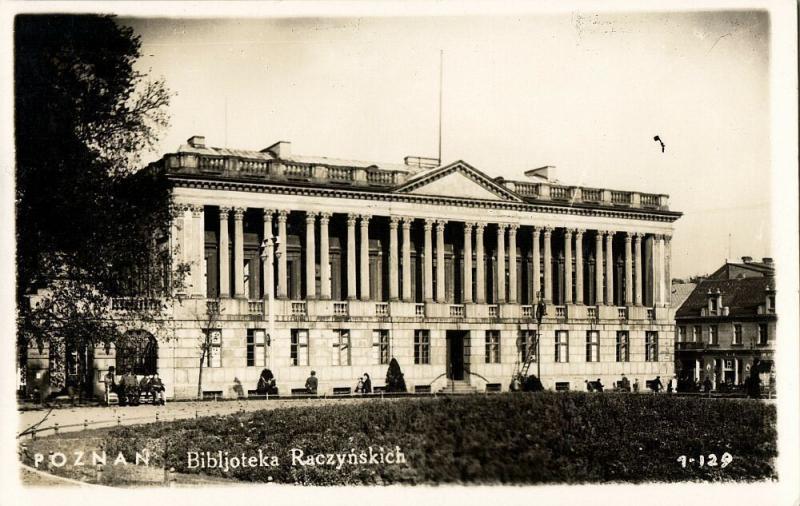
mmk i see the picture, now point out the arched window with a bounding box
[116,330,158,375]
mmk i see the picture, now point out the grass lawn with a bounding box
[20,392,777,486]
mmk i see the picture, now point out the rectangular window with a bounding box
[733,324,743,345]
[204,329,222,368]
[677,326,686,342]
[710,297,718,313]
[616,331,629,362]
[586,331,600,362]
[414,330,430,365]
[555,381,570,391]
[645,331,658,362]
[372,330,390,365]
[555,331,569,363]
[246,329,266,367]
[708,325,718,345]
[758,324,768,345]
[485,330,501,364]
[290,329,309,366]
[243,259,251,291]
[332,329,351,366]
[767,295,775,313]
[693,325,702,343]
[518,330,537,363]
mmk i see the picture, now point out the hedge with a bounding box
[104,392,777,485]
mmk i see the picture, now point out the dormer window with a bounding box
[706,288,722,316]
[710,297,718,314]
[767,294,776,314]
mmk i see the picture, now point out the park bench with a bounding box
[333,387,352,396]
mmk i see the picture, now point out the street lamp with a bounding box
[260,235,281,371]
[535,291,547,380]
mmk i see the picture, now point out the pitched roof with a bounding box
[670,282,696,309]
[393,160,524,202]
[708,261,775,279]
[676,276,774,318]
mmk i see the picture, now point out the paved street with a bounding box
[18,397,373,438]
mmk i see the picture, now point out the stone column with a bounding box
[463,223,473,303]
[543,227,553,303]
[305,212,317,299]
[435,220,446,302]
[595,231,604,305]
[658,234,666,306]
[532,228,541,301]
[277,210,288,299]
[346,214,357,300]
[193,205,206,297]
[262,210,274,302]
[575,229,584,304]
[508,224,518,303]
[181,205,193,294]
[624,232,633,305]
[359,215,371,301]
[233,207,245,298]
[496,224,507,303]
[634,233,643,306]
[664,235,672,307]
[475,223,486,303]
[218,207,231,298]
[401,218,412,302]
[605,231,614,305]
[389,216,400,301]
[319,213,331,300]
[423,219,434,302]
[564,229,573,304]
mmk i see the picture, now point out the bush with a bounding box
[103,393,776,485]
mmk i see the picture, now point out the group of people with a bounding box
[584,375,679,394]
[103,366,165,406]
[300,370,374,395]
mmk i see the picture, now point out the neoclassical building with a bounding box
[81,136,683,399]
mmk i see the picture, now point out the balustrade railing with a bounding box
[415,303,425,317]
[333,302,348,316]
[514,182,539,196]
[375,303,390,316]
[366,170,394,185]
[111,297,162,311]
[521,305,533,317]
[550,186,571,200]
[248,300,264,314]
[640,193,660,207]
[449,305,465,317]
[617,307,628,319]
[555,306,567,318]
[206,300,220,315]
[581,188,603,202]
[291,301,307,315]
[488,305,499,317]
[239,159,271,176]
[587,306,597,319]
[611,191,632,205]
[327,166,353,181]
[198,157,225,172]
[284,163,312,179]
[646,308,656,320]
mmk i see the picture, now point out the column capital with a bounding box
[390,216,401,228]
[219,206,231,218]
[531,226,541,236]
[347,213,358,226]
[319,212,331,224]
[464,221,475,231]
[663,234,672,242]
[190,204,204,217]
[233,207,245,220]
[169,203,185,218]
[262,209,274,222]
[474,222,487,232]
[277,209,289,222]
[305,211,318,223]
[564,228,573,237]
[359,214,371,225]
[424,218,434,231]
[625,231,633,242]
[401,217,413,229]
[543,226,553,237]
[508,223,519,232]
[435,220,446,231]
[496,223,508,231]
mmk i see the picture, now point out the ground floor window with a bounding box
[586,331,599,362]
[645,331,658,362]
[332,329,351,366]
[555,330,568,363]
[518,330,536,363]
[555,381,570,391]
[372,330,390,365]
[247,329,266,367]
[485,330,500,364]
[414,330,430,364]
[616,331,629,362]
[117,330,159,374]
[291,329,309,366]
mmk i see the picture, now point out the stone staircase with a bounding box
[437,380,479,394]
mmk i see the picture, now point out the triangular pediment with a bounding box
[394,161,523,202]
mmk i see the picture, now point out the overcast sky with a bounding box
[124,11,770,279]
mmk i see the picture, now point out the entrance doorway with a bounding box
[446,330,468,381]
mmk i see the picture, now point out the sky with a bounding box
[123,11,771,280]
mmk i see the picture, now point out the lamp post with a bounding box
[261,236,281,371]
[535,291,547,380]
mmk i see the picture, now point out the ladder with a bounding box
[514,332,538,380]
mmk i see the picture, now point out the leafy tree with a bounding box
[385,358,407,393]
[15,15,181,395]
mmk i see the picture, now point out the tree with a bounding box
[385,358,407,393]
[196,301,223,399]
[15,15,181,396]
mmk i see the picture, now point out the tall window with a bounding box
[246,329,266,367]
[485,331,501,364]
[616,331,629,362]
[758,324,769,345]
[677,326,686,342]
[586,331,600,362]
[372,330,390,365]
[555,330,569,363]
[767,295,775,313]
[518,330,536,363]
[645,331,658,362]
[709,297,718,314]
[414,330,430,364]
[693,325,702,343]
[733,324,743,345]
[243,259,251,293]
[332,329,351,366]
[204,329,222,368]
[290,329,309,366]
[708,325,718,345]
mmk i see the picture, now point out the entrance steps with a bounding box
[438,380,479,394]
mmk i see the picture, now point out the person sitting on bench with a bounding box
[305,370,318,395]
[150,373,165,405]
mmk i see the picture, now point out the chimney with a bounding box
[524,165,555,181]
[263,141,291,158]
[741,256,753,263]
[762,257,773,265]
[187,135,206,149]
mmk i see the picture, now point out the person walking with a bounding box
[652,375,663,393]
[595,378,604,393]
[633,378,640,393]
[305,370,318,395]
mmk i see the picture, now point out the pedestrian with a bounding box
[257,368,276,396]
[103,367,116,406]
[619,374,630,392]
[150,373,165,405]
[703,375,713,394]
[355,377,364,394]
[595,378,604,392]
[670,375,678,394]
[362,373,372,394]
[633,378,639,393]
[585,380,593,392]
[305,370,318,395]
[652,375,663,393]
